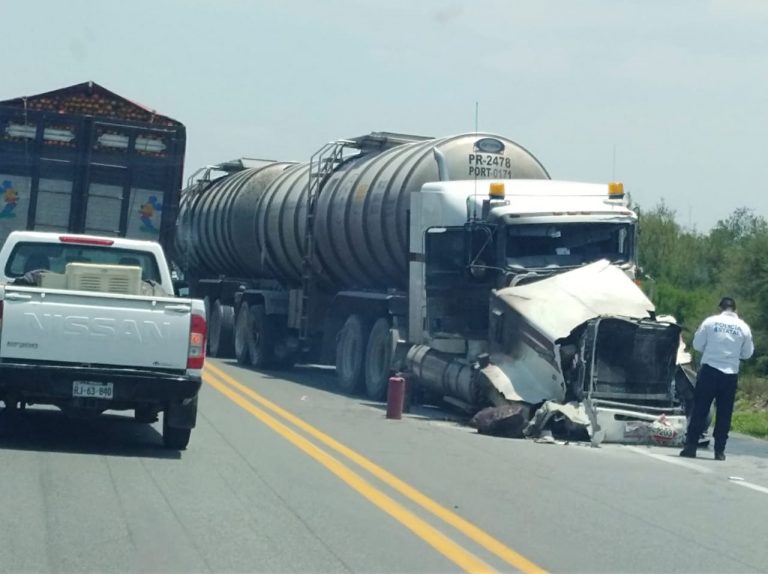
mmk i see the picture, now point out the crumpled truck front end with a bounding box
[480,260,686,444]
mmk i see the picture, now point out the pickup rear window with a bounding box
[5,242,161,283]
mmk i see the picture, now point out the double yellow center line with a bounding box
[204,362,548,574]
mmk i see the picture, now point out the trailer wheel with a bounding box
[234,302,253,366]
[336,314,370,394]
[209,300,235,358]
[365,318,393,401]
[208,298,222,357]
[249,305,277,369]
[203,296,212,353]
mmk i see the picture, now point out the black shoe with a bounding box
[714,451,726,461]
[679,447,697,458]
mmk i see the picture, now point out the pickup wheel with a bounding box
[234,302,253,366]
[162,424,191,450]
[364,318,393,401]
[336,314,370,394]
[162,414,191,450]
[249,305,277,369]
[209,300,235,358]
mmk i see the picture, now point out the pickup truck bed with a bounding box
[0,286,193,369]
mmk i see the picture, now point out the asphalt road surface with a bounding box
[1,358,768,573]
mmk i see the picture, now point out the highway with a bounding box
[1,358,768,573]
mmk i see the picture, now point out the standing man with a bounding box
[680,297,754,460]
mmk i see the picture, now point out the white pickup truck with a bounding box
[0,231,206,449]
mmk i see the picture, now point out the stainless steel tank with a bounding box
[177,132,549,288]
[175,162,295,277]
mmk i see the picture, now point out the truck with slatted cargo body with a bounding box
[0,81,185,252]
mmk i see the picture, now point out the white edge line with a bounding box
[625,447,768,495]
[733,481,768,496]
[624,445,713,473]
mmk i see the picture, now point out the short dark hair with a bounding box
[719,297,736,311]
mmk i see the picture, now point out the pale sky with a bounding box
[3,0,767,230]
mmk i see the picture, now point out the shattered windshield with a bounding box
[506,222,633,269]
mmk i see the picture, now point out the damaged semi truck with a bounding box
[175,132,686,443]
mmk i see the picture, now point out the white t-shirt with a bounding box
[692,310,754,374]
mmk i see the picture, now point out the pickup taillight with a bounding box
[187,313,206,370]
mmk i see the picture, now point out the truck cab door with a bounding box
[423,226,495,340]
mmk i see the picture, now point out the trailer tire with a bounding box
[203,296,212,353]
[336,314,370,394]
[208,299,222,356]
[234,302,253,366]
[209,300,235,358]
[249,305,277,369]
[364,318,393,401]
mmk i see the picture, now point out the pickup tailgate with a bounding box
[1,286,191,370]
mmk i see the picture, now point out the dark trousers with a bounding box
[685,363,738,452]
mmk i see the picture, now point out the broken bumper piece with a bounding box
[523,400,687,447]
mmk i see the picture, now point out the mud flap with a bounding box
[165,395,198,429]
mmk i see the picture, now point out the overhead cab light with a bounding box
[489,182,505,199]
[608,181,625,198]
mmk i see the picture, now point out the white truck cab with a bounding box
[404,179,686,444]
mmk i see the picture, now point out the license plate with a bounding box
[72,381,114,400]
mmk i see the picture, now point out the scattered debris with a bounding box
[471,403,530,438]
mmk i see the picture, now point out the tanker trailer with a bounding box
[175,131,549,366]
[176,132,685,441]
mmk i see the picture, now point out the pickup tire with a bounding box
[336,314,370,394]
[162,421,191,450]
